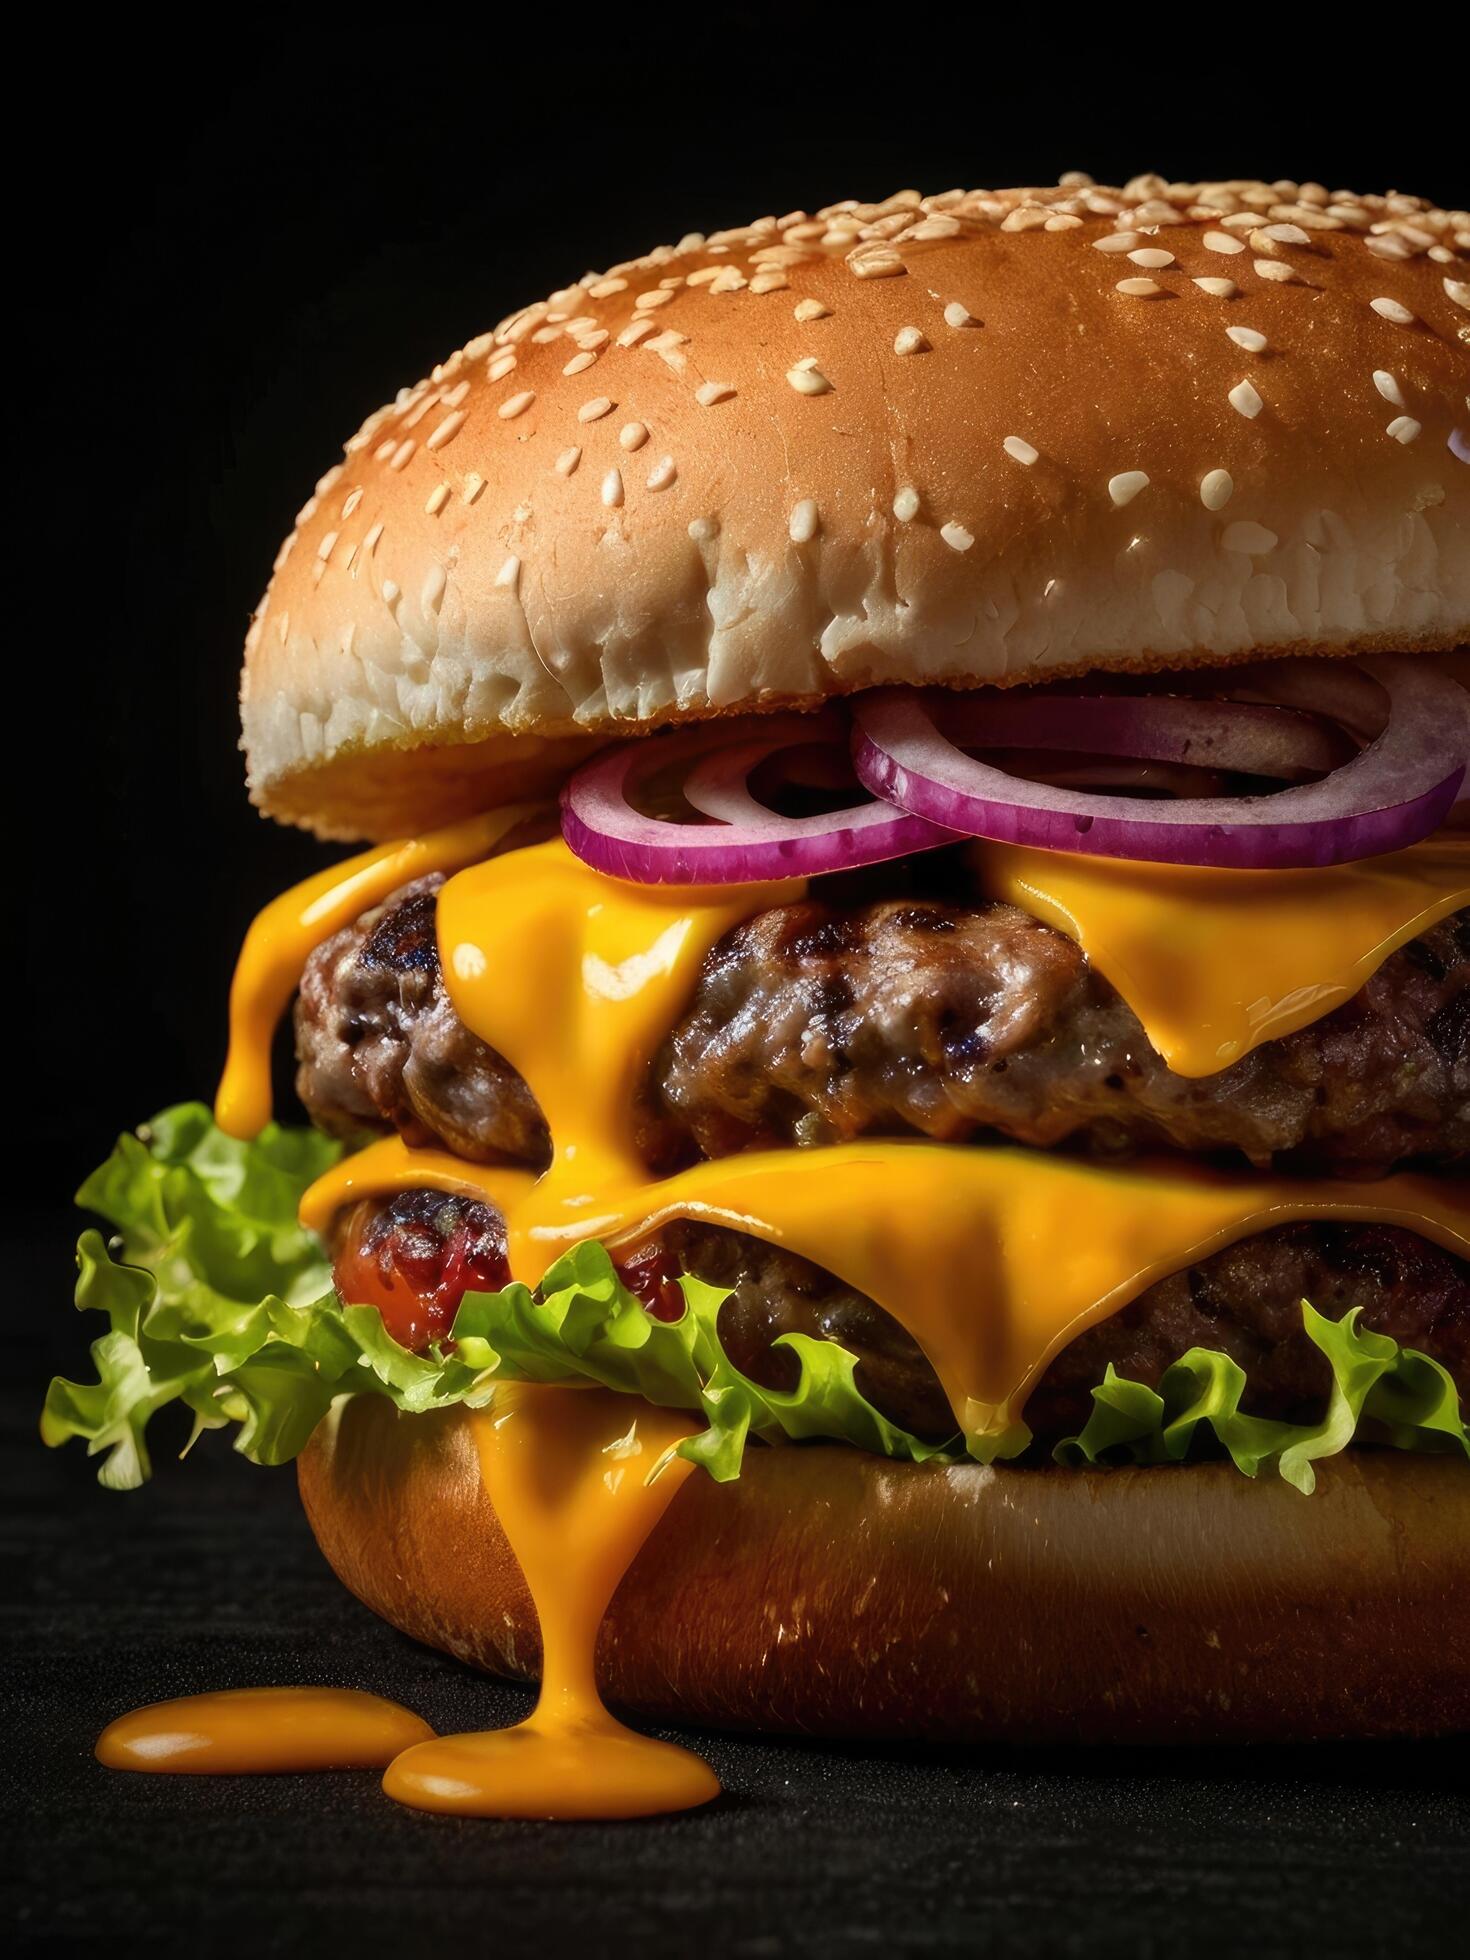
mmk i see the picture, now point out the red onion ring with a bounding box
[852,658,1467,870]
[561,714,957,884]
[912,692,1348,783]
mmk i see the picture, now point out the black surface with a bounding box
[8,1211,1468,1956]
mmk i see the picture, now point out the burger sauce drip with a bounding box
[382,1384,719,1820]
[95,1687,433,1774]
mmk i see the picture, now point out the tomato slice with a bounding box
[332,1192,510,1351]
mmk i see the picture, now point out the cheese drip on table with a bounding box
[95,1688,433,1774]
[383,1384,719,1819]
[210,822,1466,1818]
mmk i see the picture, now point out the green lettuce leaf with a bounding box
[44,1106,1469,1494]
[1055,1302,1470,1494]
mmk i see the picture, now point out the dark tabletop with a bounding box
[6,1210,1467,1957]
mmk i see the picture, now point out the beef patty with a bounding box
[295,877,1469,1176]
[335,1192,1469,1448]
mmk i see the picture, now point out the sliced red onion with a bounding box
[921,692,1347,782]
[562,715,957,884]
[852,658,1468,869]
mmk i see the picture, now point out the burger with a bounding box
[47,174,1469,1802]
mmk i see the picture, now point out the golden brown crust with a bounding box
[243,176,1470,839]
[298,1397,1470,1744]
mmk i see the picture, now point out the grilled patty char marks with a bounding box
[648,898,1469,1174]
[296,879,1468,1177]
[336,1196,1469,1447]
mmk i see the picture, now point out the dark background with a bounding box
[9,20,1465,1952]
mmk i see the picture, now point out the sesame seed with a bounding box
[421,564,447,613]
[496,555,520,590]
[1193,276,1239,298]
[940,522,974,552]
[1092,232,1142,253]
[487,353,518,382]
[786,364,832,395]
[793,298,831,322]
[578,397,614,423]
[1370,296,1416,324]
[587,278,627,299]
[1226,326,1268,353]
[1387,415,1422,444]
[695,380,735,406]
[688,517,716,544]
[1116,277,1163,297]
[893,485,920,521]
[617,319,657,347]
[554,447,581,477]
[462,473,486,504]
[341,488,363,518]
[1228,379,1264,419]
[425,410,466,451]
[1204,231,1246,254]
[1222,521,1278,554]
[1003,436,1039,465]
[316,530,338,562]
[789,498,819,542]
[1108,471,1149,507]
[1373,371,1405,406]
[646,456,677,491]
[562,351,598,376]
[389,439,416,471]
[382,579,401,608]
[619,421,649,451]
[1199,469,1234,510]
[601,468,624,508]
[1446,279,1470,311]
[363,523,384,554]
[499,391,535,419]
[750,271,789,294]
[1254,260,1297,283]
[943,301,976,327]
[894,326,929,354]
[635,288,676,310]
[1127,247,1175,269]
[424,484,450,515]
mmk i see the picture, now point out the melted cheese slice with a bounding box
[300,1132,1467,1448]
[216,805,545,1140]
[975,836,1469,1076]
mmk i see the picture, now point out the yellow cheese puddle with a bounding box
[95,1687,433,1774]
[383,1384,719,1819]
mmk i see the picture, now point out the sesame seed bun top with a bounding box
[243,174,1470,840]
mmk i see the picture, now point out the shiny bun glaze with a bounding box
[242,175,1470,839]
[299,1396,1470,1744]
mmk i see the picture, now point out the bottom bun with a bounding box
[297,1397,1470,1744]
